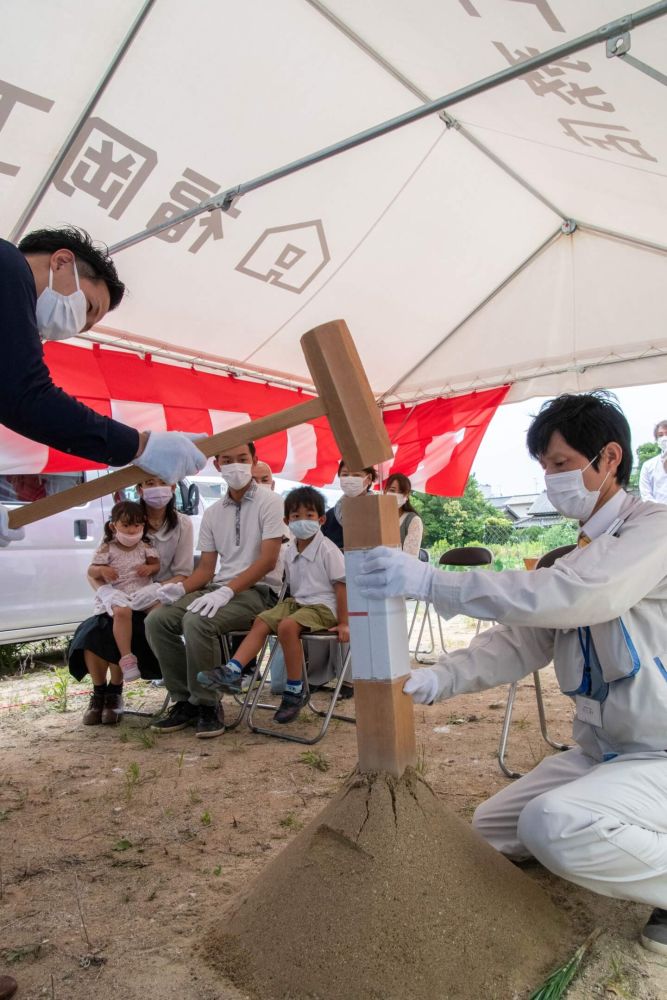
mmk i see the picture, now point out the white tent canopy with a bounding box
[3,0,667,404]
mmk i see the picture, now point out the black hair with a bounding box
[337,459,377,486]
[103,500,149,543]
[385,472,417,514]
[284,485,325,519]
[653,420,667,439]
[216,440,256,461]
[18,226,125,310]
[526,390,631,487]
[138,489,178,532]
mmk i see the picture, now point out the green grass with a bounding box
[299,750,329,773]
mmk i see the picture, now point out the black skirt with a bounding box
[68,611,162,681]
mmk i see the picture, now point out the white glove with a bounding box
[187,586,234,618]
[356,546,433,601]
[136,431,206,483]
[130,583,162,611]
[156,582,186,605]
[403,668,440,704]
[0,505,25,547]
[97,584,132,617]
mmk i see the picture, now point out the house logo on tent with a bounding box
[235,220,330,293]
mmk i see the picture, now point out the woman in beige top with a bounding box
[384,473,424,557]
[68,476,194,726]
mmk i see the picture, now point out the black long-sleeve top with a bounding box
[0,238,139,465]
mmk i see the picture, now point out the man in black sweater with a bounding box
[0,226,206,545]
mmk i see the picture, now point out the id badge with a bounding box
[575,695,602,727]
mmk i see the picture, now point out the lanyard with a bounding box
[576,626,592,695]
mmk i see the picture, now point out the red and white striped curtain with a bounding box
[0,344,508,496]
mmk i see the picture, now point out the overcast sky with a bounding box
[471,382,667,497]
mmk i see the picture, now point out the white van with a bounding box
[0,472,201,645]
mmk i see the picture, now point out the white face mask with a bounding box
[115,529,142,547]
[388,492,408,508]
[544,453,609,522]
[289,519,320,540]
[220,463,252,490]
[254,481,273,491]
[339,475,366,498]
[657,435,667,455]
[36,261,87,341]
[141,486,173,509]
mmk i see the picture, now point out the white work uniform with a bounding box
[639,452,667,503]
[427,490,667,907]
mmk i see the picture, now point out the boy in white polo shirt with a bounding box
[198,486,348,724]
[145,440,285,738]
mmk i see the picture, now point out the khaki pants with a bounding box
[145,585,275,706]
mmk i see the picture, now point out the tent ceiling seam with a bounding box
[305,0,568,220]
[379,225,563,401]
[388,345,667,405]
[8,0,158,243]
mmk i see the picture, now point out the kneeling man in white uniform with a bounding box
[357,391,667,955]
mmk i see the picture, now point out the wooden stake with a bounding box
[343,494,416,778]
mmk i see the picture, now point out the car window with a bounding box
[0,473,85,505]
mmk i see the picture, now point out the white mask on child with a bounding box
[289,520,320,540]
[115,530,142,547]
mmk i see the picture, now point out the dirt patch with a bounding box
[202,769,573,1000]
[1,619,666,999]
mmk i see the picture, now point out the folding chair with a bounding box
[410,546,493,662]
[497,544,575,779]
[123,679,171,724]
[247,632,354,745]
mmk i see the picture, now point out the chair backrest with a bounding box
[438,545,493,568]
[535,544,576,569]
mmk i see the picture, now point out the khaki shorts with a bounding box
[257,597,337,635]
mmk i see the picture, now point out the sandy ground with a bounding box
[1,617,666,1000]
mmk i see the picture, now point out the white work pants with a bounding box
[472,748,667,907]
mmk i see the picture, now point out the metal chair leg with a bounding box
[497,682,523,779]
[415,604,436,663]
[498,672,570,779]
[533,671,570,751]
[248,637,354,744]
[123,687,171,724]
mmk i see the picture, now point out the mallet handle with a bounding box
[8,396,326,529]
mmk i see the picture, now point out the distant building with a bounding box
[487,491,565,529]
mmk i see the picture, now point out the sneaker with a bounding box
[83,691,105,726]
[150,700,198,733]
[196,703,225,739]
[197,663,242,694]
[119,653,140,681]
[101,690,124,725]
[640,907,667,955]
[273,690,305,725]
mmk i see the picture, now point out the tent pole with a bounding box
[578,223,667,255]
[8,0,158,244]
[109,1,667,255]
[306,0,568,219]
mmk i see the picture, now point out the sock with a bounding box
[107,682,123,695]
[227,658,243,676]
[93,682,108,695]
[285,679,303,695]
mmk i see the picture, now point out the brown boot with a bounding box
[83,690,105,725]
[0,974,18,998]
[101,689,124,725]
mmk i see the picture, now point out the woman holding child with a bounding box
[68,476,194,726]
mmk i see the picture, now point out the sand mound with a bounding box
[201,769,574,1000]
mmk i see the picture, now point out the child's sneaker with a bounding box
[119,653,140,681]
[273,690,305,724]
[197,662,242,694]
